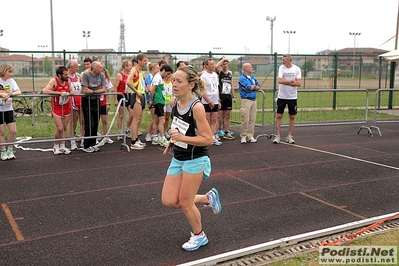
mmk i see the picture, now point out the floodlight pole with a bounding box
[349,32,361,79]
[283,30,296,54]
[266,16,276,60]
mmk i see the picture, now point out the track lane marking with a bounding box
[299,192,366,219]
[2,203,25,241]
[285,143,399,171]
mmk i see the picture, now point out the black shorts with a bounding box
[0,110,15,124]
[130,93,146,110]
[276,99,297,115]
[153,103,165,117]
[117,94,132,107]
[204,103,219,113]
[220,94,232,111]
[100,105,107,115]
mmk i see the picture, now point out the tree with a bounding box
[302,59,316,77]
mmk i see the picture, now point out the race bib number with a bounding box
[170,116,189,149]
[222,83,231,94]
[59,95,69,105]
[71,82,82,94]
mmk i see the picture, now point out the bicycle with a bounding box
[13,90,51,118]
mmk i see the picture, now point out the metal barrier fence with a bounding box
[292,89,373,137]
[1,92,130,153]
[369,88,399,137]
[229,89,371,138]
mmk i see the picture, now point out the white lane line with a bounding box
[287,143,399,171]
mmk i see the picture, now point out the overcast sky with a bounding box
[1,0,399,57]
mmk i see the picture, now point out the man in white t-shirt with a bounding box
[273,54,302,144]
[200,58,222,146]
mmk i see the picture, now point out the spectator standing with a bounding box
[67,59,83,150]
[81,61,106,152]
[274,54,302,144]
[238,63,261,144]
[200,59,222,146]
[43,66,75,155]
[216,57,236,140]
[0,64,21,160]
[113,59,133,140]
[126,53,148,150]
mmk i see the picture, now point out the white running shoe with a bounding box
[7,149,16,160]
[60,147,71,154]
[104,137,114,144]
[53,146,61,155]
[1,150,8,160]
[145,133,152,142]
[286,135,295,144]
[82,147,95,153]
[182,232,209,251]
[131,141,144,150]
[273,135,280,144]
[70,140,78,150]
[247,137,257,143]
[212,136,222,146]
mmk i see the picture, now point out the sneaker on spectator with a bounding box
[96,133,102,143]
[92,146,100,152]
[247,137,257,143]
[60,147,71,155]
[104,137,114,144]
[212,136,222,146]
[53,146,61,155]
[138,131,142,136]
[214,133,221,141]
[117,131,123,141]
[131,141,144,150]
[223,133,235,140]
[164,131,170,139]
[159,138,169,147]
[217,130,225,137]
[70,140,78,150]
[286,135,295,144]
[125,128,132,139]
[206,188,222,214]
[138,139,146,147]
[1,150,8,161]
[145,133,152,142]
[80,139,84,147]
[273,135,280,144]
[241,137,247,144]
[7,149,16,160]
[152,137,159,146]
[96,138,106,147]
[82,147,95,153]
[228,130,234,135]
[182,232,209,252]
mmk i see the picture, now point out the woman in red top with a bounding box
[43,66,74,155]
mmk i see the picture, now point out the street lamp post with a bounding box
[38,45,48,74]
[266,16,276,59]
[83,31,91,49]
[0,30,3,48]
[349,32,361,78]
[283,30,296,54]
[0,30,3,63]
